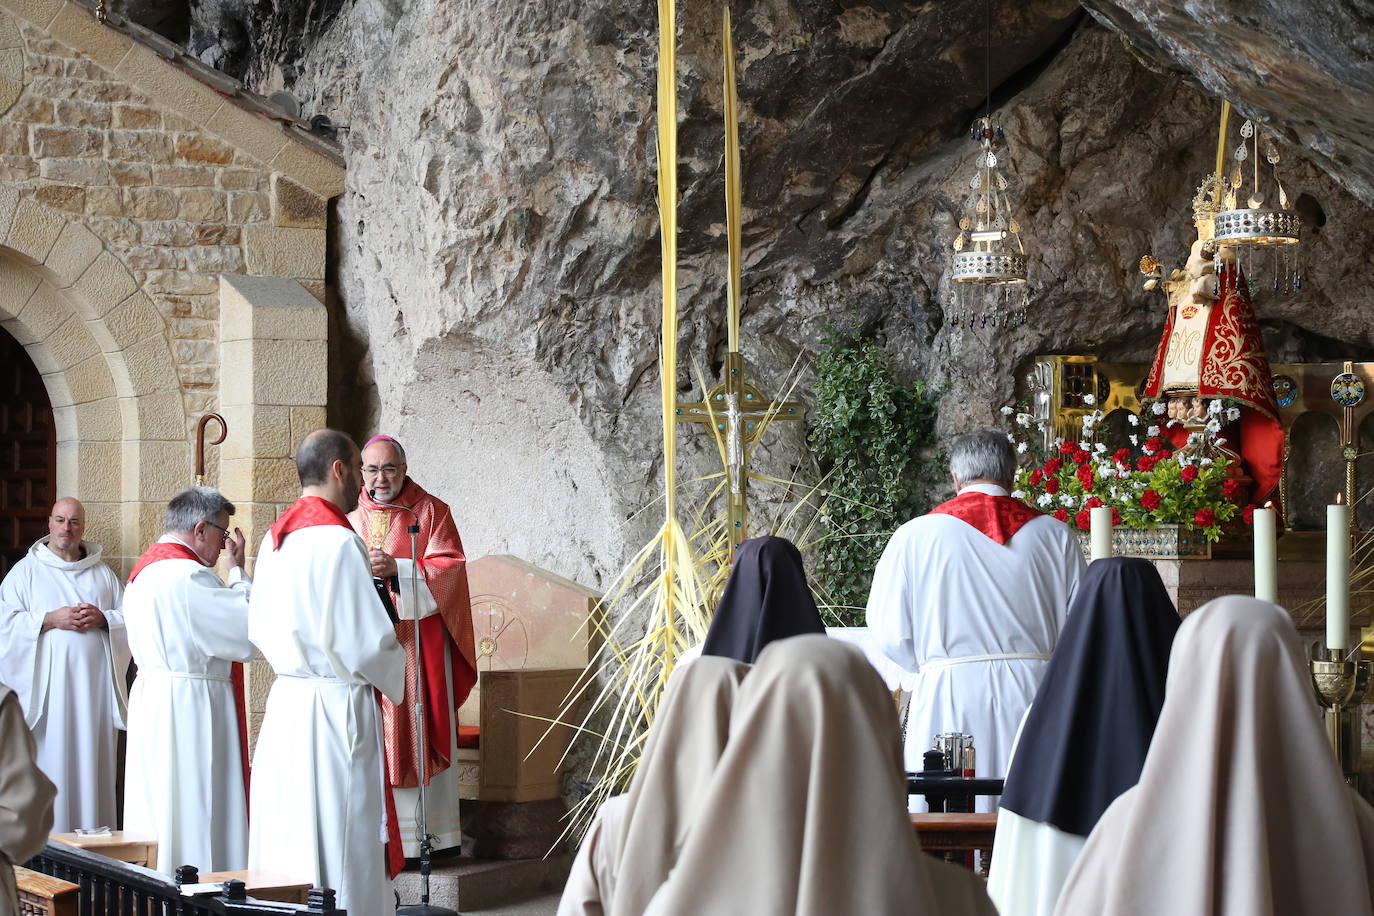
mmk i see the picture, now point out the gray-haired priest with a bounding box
[865,428,1084,811]
[121,486,255,877]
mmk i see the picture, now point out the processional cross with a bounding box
[673,10,805,556]
[194,413,228,485]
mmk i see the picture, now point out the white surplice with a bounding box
[247,524,406,916]
[0,538,127,832]
[122,535,255,876]
[865,484,1084,811]
[987,808,1086,916]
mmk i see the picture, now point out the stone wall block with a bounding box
[113,104,159,129]
[37,158,108,184]
[32,185,82,213]
[49,402,73,441]
[177,189,226,223]
[6,197,66,262]
[79,501,122,560]
[75,250,138,315]
[204,103,287,169]
[217,338,253,406]
[113,42,222,125]
[4,0,62,32]
[268,142,344,199]
[218,403,292,458]
[122,437,189,502]
[0,155,36,181]
[109,161,150,186]
[0,77,20,113]
[16,282,68,340]
[271,175,325,229]
[121,334,178,399]
[0,185,18,241]
[98,291,162,351]
[45,4,131,68]
[37,364,70,403]
[126,186,176,220]
[0,314,34,344]
[0,12,22,47]
[53,98,110,129]
[253,338,325,405]
[220,274,327,341]
[287,405,325,443]
[219,169,262,191]
[106,129,173,162]
[59,437,118,500]
[8,98,52,124]
[43,218,102,281]
[221,456,297,504]
[183,243,241,272]
[243,226,324,279]
[62,351,115,403]
[138,219,194,246]
[71,395,120,441]
[45,311,96,367]
[153,165,215,188]
[31,125,101,158]
[119,390,182,440]
[0,123,26,156]
[228,190,269,223]
[174,133,233,166]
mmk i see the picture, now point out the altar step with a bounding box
[395,853,571,912]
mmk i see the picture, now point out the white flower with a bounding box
[1095,442,1108,453]
[1200,457,1214,467]
[1208,399,1223,415]
[1215,437,1227,447]
[1017,441,1028,454]
[1100,466,1118,478]
[1060,494,1077,508]
[1082,414,1096,428]
[1083,393,1096,406]
[1187,432,1202,446]
[1205,419,1221,434]
[1152,402,1167,415]
[1001,405,1015,416]
[1007,432,1016,443]
[1129,434,1139,446]
[1016,413,1033,427]
[1037,493,1055,508]
[1227,407,1241,422]
[1012,489,1027,500]
[1036,419,1048,430]
[1128,414,1140,426]
[1146,425,1160,437]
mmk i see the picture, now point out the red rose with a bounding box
[1073,449,1092,466]
[1113,448,1131,464]
[1045,478,1060,495]
[1075,509,1092,531]
[1085,496,1103,509]
[1029,469,1045,486]
[1077,464,1095,490]
[1180,465,1199,483]
[1136,456,1158,473]
[1145,436,1163,453]
[1242,504,1256,526]
[1044,458,1063,475]
[1158,450,1173,461]
[1053,508,1068,523]
[1222,479,1241,500]
[1112,507,1122,526]
[1194,508,1216,528]
[1059,441,1079,455]
[1141,490,1162,510]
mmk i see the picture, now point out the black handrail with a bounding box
[25,841,346,915]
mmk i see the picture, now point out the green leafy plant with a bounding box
[808,325,941,624]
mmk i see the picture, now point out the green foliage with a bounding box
[808,325,941,625]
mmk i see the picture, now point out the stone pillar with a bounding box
[218,273,327,752]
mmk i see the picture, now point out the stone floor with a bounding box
[466,891,561,914]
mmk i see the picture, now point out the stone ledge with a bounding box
[219,273,327,341]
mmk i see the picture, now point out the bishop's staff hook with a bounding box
[195,413,228,485]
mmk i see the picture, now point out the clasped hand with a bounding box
[44,603,104,632]
[368,547,398,579]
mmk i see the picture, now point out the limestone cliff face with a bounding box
[201,0,1374,589]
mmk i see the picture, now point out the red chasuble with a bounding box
[929,490,1044,545]
[1144,263,1284,504]
[270,495,407,880]
[349,480,478,791]
[127,541,253,811]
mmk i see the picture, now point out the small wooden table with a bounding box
[911,812,998,876]
[197,870,311,904]
[50,831,157,868]
[15,865,78,916]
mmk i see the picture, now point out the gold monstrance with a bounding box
[675,9,804,556]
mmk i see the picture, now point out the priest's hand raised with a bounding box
[228,527,247,570]
[368,547,398,579]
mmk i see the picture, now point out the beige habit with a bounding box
[0,685,57,916]
[643,635,996,916]
[1054,596,1374,916]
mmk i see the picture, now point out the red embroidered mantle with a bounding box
[930,490,1044,545]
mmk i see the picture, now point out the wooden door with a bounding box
[0,330,55,577]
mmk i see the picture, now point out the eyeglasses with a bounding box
[362,465,403,477]
[204,521,231,543]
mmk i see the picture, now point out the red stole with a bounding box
[929,490,1043,545]
[127,540,253,814]
[270,496,406,879]
[349,481,478,792]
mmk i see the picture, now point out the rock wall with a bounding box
[243,0,1374,592]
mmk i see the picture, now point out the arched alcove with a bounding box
[1285,411,1343,531]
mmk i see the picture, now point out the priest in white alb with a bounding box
[122,486,256,876]
[248,430,406,916]
[0,497,128,832]
[866,429,1084,810]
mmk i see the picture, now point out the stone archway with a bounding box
[0,192,185,570]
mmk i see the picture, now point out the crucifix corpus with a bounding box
[194,412,228,485]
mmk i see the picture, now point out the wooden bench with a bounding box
[50,831,157,868]
[911,812,998,876]
[14,865,77,916]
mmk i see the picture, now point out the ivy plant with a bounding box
[808,325,941,625]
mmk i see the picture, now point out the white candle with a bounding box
[1252,504,1277,603]
[1089,506,1113,563]
[1328,498,1351,652]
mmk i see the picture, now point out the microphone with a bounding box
[366,487,417,626]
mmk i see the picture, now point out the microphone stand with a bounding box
[369,489,458,916]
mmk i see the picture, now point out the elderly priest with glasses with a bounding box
[348,434,477,857]
[866,429,1084,810]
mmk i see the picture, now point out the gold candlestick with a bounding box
[1311,650,1370,775]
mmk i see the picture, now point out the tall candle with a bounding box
[1328,498,1351,652]
[1252,504,1278,603]
[1089,506,1113,563]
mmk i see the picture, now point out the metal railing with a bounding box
[25,841,346,915]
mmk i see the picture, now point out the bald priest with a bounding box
[866,429,1084,810]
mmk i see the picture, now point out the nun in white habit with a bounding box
[988,557,1180,916]
[556,655,749,916]
[642,635,997,916]
[1054,595,1374,916]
